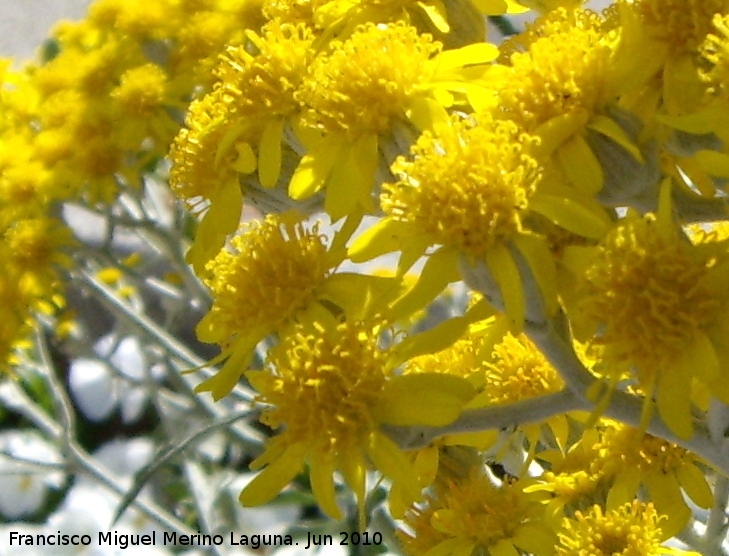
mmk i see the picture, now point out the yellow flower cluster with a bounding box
[7,0,729,552]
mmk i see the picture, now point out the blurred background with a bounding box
[0,0,93,59]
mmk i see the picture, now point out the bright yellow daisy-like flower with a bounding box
[474,330,569,463]
[350,114,609,328]
[196,211,403,398]
[169,19,316,269]
[240,316,476,522]
[557,501,700,556]
[493,8,646,198]
[565,185,729,438]
[399,468,556,556]
[592,421,713,537]
[289,21,498,219]
[613,0,729,117]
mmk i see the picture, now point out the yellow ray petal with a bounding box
[239,442,306,506]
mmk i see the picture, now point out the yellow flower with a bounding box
[566,184,729,438]
[240,317,475,522]
[493,8,641,197]
[399,468,556,556]
[350,114,608,328]
[4,217,74,299]
[557,501,700,556]
[169,19,316,269]
[592,421,713,537]
[612,0,729,117]
[195,211,402,398]
[289,21,497,219]
[110,64,168,117]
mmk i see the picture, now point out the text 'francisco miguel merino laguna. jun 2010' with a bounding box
[7,529,386,550]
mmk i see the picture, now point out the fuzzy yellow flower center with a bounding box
[5,218,69,272]
[557,501,669,556]
[298,22,440,136]
[169,20,314,201]
[406,337,481,378]
[579,214,718,378]
[485,332,564,404]
[702,14,729,97]
[629,0,728,53]
[111,64,168,116]
[496,8,612,131]
[258,319,390,453]
[200,213,333,343]
[216,21,314,120]
[593,423,694,477]
[400,471,549,555]
[382,117,539,259]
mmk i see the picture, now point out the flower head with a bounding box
[497,8,613,133]
[240,317,475,521]
[572,190,729,437]
[298,22,441,137]
[196,211,334,347]
[399,469,555,556]
[382,116,539,260]
[483,332,564,405]
[557,501,699,556]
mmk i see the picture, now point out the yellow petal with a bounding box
[485,244,524,330]
[348,217,414,262]
[366,431,421,502]
[657,360,694,440]
[232,141,257,174]
[533,110,589,157]
[258,118,285,188]
[326,133,378,220]
[676,463,714,509]
[418,0,450,32]
[588,115,644,163]
[663,53,705,116]
[376,373,476,426]
[195,337,256,400]
[694,149,729,178]
[338,448,366,510]
[469,0,508,13]
[239,442,306,506]
[556,134,604,195]
[644,472,691,538]
[185,182,243,272]
[606,468,641,510]
[511,524,556,556]
[321,272,404,320]
[388,300,493,367]
[309,453,343,520]
[390,247,460,321]
[528,193,611,240]
[407,95,450,131]
[414,445,439,486]
[434,42,498,72]
[513,233,559,316]
[289,137,344,199]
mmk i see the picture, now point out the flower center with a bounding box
[579,214,718,378]
[297,22,440,136]
[201,212,332,343]
[382,116,539,259]
[259,319,389,453]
